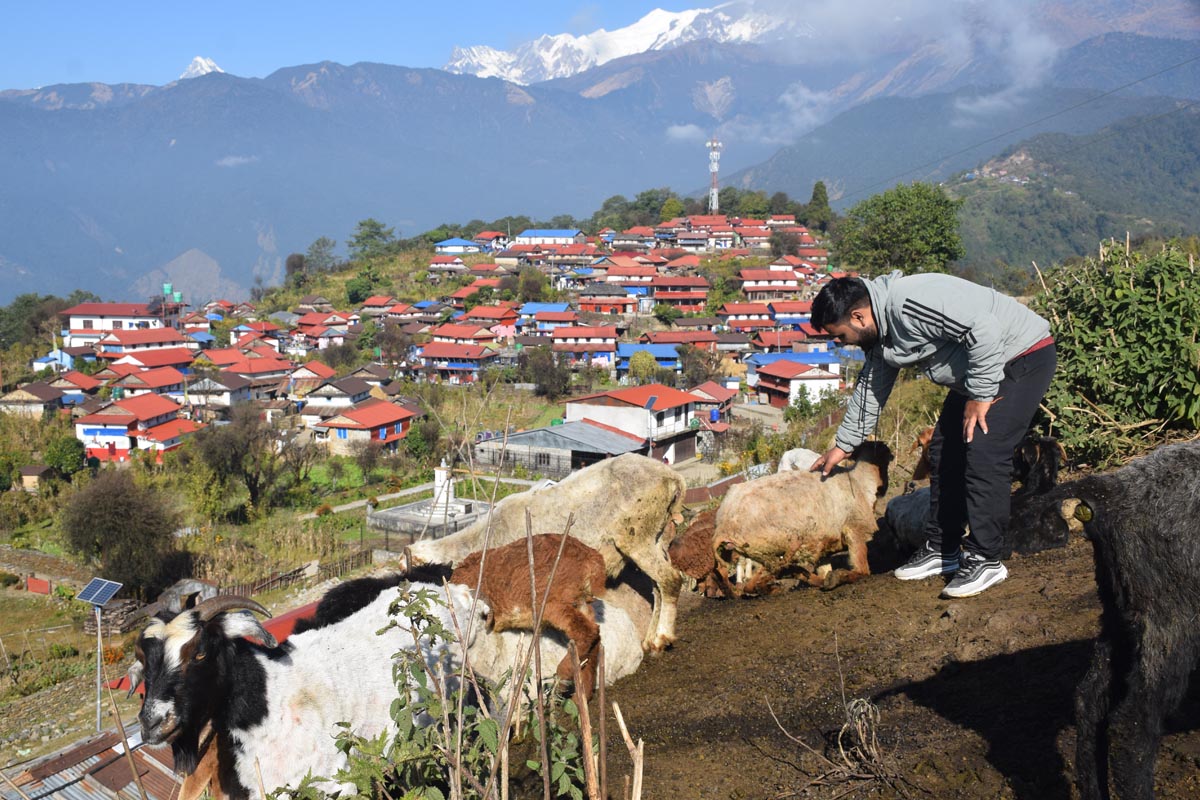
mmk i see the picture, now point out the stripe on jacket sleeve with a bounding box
[902,299,977,346]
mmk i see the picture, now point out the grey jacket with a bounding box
[833,271,1051,453]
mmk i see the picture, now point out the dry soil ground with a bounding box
[602,535,1200,799]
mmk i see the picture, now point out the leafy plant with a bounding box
[1031,242,1200,466]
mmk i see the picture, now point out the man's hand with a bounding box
[963,398,995,443]
[810,446,850,477]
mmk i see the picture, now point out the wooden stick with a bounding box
[568,644,600,800]
[99,649,149,800]
[597,644,607,800]
[0,770,34,800]
[612,702,643,800]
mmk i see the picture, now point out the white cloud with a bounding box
[665,123,707,142]
[215,155,260,168]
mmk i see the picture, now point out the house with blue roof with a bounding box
[513,229,586,246]
[434,237,482,254]
[615,343,681,377]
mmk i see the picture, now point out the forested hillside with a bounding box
[952,104,1200,284]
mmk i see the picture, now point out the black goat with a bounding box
[1037,442,1200,799]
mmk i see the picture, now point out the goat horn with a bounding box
[126,661,144,699]
[193,596,272,622]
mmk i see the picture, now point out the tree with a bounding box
[306,236,337,272]
[520,346,571,399]
[660,196,684,222]
[653,304,681,326]
[61,470,181,598]
[193,404,285,511]
[834,182,965,276]
[348,218,397,261]
[676,344,724,388]
[805,181,833,233]
[345,272,374,305]
[44,435,86,477]
[769,230,799,258]
[517,269,547,303]
[628,351,659,385]
[736,191,770,218]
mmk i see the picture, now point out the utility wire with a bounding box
[836,51,1200,203]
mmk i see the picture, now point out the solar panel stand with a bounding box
[78,577,124,732]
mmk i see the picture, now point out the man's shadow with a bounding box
[880,640,1200,799]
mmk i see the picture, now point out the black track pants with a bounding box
[922,344,1057,559]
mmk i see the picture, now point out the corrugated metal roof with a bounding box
[2,727,181,800]
[476,422,642,455]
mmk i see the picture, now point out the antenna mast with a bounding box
[706,135,723,214]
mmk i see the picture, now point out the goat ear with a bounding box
[219,611,278,648]
[126,661,144,699]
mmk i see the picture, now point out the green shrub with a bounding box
[1031,243,1200,466]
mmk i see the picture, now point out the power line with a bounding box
[836,51,1200,203]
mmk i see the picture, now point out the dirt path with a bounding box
[602,536,1200,799]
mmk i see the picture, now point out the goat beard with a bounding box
[171,729,202,775]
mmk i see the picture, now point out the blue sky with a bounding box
[1,1,696,90]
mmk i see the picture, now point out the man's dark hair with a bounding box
[811,277,870,331]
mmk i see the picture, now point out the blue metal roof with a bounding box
[187,332,216,343]
[435,237,478,247]
[616,343,680,358]
[745,350,842,367]
[519,302,570,315]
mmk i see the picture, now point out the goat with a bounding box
[776,447,823,473]
[713,441,893,592]
[449,533,607,699]
[406,453,688,651]
[1026,442,1200,800]
[127,587,480,799]
[910,425,1066,493]
[880,486,1073,559]
[667,508,738,598]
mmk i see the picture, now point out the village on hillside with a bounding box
[0,214,851,475]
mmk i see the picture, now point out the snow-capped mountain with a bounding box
[180,56,224,80]
[445,4,802,84]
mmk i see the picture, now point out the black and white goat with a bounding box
[1030,442,1200,799]
[128,584,481,799]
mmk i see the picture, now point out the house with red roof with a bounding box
[603,263,658,286]
[428,255,467,274]
[315,399,417,456]
[564,382,702,463]
[358,295,398,317]
[650,275,709,313]
[750,329,814,352]
[717,302,775,332]
[531,310,579,335]
[286,360,338,399]
[551,326,619,368]
[111,347,197,372]
[767,215,797,227]
[463,305,519,341]
[640,330,719,351]
[796,244,830,265]
[688,380,739,424]
[46,370,102,405]
[415,341,498,384]
[74,393,202,462]
[110,367,187,400]
[473,231,510,252]
[544,243,601,269]
[97,327,193,359]
[755,360,840,409]
[430,323,498,346]
[578,283,636,315]
[738,268,802,302]
[59,302,178,348]
[611,226,655,252]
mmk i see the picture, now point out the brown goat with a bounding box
[450,534,607,699]
[668,508,738,599]
[714,441,893,591]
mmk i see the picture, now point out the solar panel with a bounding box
[77,577,124,607]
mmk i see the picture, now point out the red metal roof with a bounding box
[115,367,185,389]
[140,417,204,443]
[757,360,817,379]
[420,341,492,359]
[318,399,416,430]
[575,383,700,411]
[99,328,187,345]
[111,347,196,368]
[551,326,618,339]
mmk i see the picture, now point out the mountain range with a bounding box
[0,0,1197,304]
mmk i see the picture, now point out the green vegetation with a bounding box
[950,106,1200,290]
[1031,240,1200,467]
[834,182,965,276]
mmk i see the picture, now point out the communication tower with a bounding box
[706,135,723,214]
